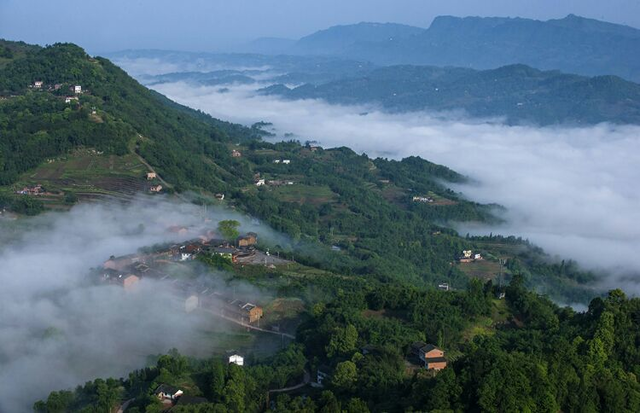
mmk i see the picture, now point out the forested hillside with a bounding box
[35,284,640,412]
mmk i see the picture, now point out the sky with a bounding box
[2,0,640,53]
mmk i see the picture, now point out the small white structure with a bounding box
[474,253,483,260]
[180,252,192,261]
[438,283,450,291]
[282,159,291,165]
[229,354,244,366]
[255,179,265,186]
[273,159,281,164]
[65,96,78,104]
[33,81,43,88]
[73,85,82,94]
[185,295,199,313]
[462,250,473,259]
[413,196,434,203]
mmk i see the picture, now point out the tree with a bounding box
[331,361,357,392]
[326,324,358,358]
[218,220,240,240]
[210,359,226,401]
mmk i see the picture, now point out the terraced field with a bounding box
[11,149,152,208]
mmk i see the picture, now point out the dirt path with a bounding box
[269,369,310,394]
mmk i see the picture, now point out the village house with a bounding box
[273,159,281,164]
[215,193,225,200]
[237,232,257,247]
[458,250,483,263]
[228,353,244,366]
[33,80,43,88]
[118,274,140,291]
[155,384,183,402]
[64,96,78,104]
[282,159,291,164]
[103,254,143,271]
[224,299,263,324]
[211,246,237,262]
[73,85,82,94]
[438,283,450,291]
[146,172,157,180]
[413,343,447,371]
[255,179,265,186]
[150,184,163,193]
[231,149,242,158]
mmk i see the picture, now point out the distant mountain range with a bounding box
[250,15,640,83]
[261,64,640,126]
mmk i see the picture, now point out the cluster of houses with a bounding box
[458,250,483,263]
[99,228,265,325]
[413,195,434,203]
[15,184,45,195]
[153,351,246,407]
[144,172,163,193]
[273,159,291,164]
[31,81,84,104]
[256,178,294,187]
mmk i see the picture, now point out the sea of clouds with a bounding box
[148,81,640,293]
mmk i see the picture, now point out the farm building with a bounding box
[237,232,257,247]
[118,274,140,291]
[224,299,263,324]
[146,172,157,180]
[414,343,447,371]
[228,354,244,366]
[150,184,163,193]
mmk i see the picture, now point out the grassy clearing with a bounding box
[270,184,337,205]
[457,259,503,281]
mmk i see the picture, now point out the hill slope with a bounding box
[262,64,640,125]
[0,41,600,301]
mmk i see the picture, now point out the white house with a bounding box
[256,179,265,186]
[73,85,82,94]
[180,252,192,261]
[229,354,244,366]
[33,81,43,88]
[273,159,281,164]
[474,253,483,260]
[282,159,291,165]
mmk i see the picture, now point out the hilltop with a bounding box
[251,14,640,83]
[262,63,640,125]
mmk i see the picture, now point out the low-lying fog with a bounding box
[0,198,272,412]
[147,80,640,292]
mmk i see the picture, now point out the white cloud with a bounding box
[152,81,640,291]
[0,197,271,412]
